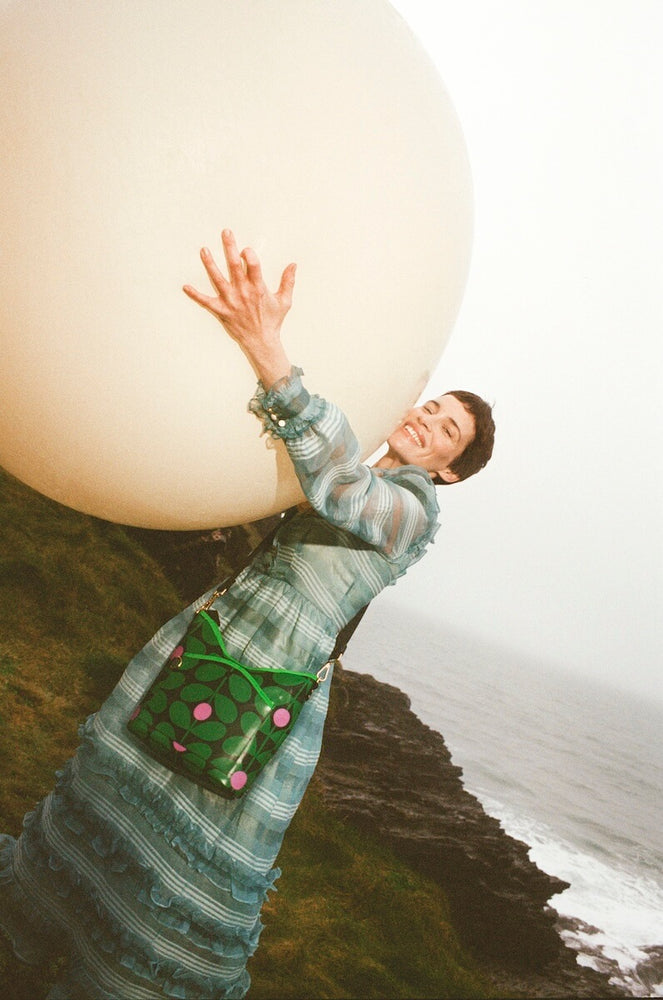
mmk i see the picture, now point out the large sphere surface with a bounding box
[0,0,472,528]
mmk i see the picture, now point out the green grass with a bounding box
[248,788,489,998]
[0,468,494,998]
[0,470,181,827]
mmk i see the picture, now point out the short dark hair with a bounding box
[432,390,495,484]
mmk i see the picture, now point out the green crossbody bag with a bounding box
[128,510,367,798]
[127,595,327,797]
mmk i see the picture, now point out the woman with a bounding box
[0,231,494,999]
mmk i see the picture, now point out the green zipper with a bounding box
[182,651,278,706]
[201,610,319,680]
[181,610,320,706]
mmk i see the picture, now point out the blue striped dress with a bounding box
[0,369,439,999]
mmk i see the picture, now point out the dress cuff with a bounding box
[248,366,325,440]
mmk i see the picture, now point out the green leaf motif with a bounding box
[228,672,253,704]
[222,735,249,756]
[183,755,205,773]
[185,635,207,656]
[128,710,150,736]
[195,662,227,683]
[181,682,214,703]
[263,684,303,706]
[272,733,289,753]
[191,720,227,742]
[208,768,232,788]
[200,618,220,647]
[147,689,168,715]
[186,742,213,761]
[150,720,175,749]
[154,720,175,739]
[159,671,186,691]
[244,735,260,759]
[149,730,171,750]
[214,694,238,724]
[266,687,290,706]
[239,710,262,736]
[210,757,232,773]
[169,700,191,730]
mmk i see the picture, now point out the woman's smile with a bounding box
[402,422,425,448]
[376,394,477,481]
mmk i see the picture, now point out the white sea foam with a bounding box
[344,600,663,998]
[477,797,663,996]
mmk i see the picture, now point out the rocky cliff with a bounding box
[315,663,624,998]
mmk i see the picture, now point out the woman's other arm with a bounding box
[251,372,438,559]
[184,232,438,559]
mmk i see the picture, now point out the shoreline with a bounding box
[315,663,628,998]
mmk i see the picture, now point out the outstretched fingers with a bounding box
[241,245,263,286]
[221,228,246,284]
[181,282,221,314]
[181,244,230,315]
[277,262,297,308]
[199,245,230,295]
[183,230,297,340]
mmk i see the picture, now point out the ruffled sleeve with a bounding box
[249,368,439,560]
[248,366,325,439]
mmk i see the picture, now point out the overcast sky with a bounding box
[385,0,662,703]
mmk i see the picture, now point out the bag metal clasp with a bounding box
[316,661,332,683]
[199,585,227,612]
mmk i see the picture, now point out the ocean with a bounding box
[342,597,663,998]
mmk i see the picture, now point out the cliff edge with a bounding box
[316,662,625,997]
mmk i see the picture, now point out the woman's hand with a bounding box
[183,229,296,388]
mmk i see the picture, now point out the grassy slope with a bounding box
[0,469,491,999]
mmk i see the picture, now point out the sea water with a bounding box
[343,598,663,998]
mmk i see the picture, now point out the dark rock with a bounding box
[126,512,283,604]
[633,946,663,996]
[555,917,663,997]
[315,663,626,997]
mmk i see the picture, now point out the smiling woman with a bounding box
[377,393,495,484]
[0,232,495,1000]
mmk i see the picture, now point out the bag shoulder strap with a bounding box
[201,508,296,610]
[330,604,369,662]
[202,506,371,658]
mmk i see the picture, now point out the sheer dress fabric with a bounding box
[0,369,439,999]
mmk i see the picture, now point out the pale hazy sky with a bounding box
[3,1,659,703]
[387,1,662,702]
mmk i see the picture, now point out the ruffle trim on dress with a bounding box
[53,773,261,952]
[0,833,66,965]
[248,367,326,440]
[45,951,250,1000]
[77,714,280,906]
[374,464,441,567]
[14,795,255,1000]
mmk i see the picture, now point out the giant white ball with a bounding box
[0,0,472,528]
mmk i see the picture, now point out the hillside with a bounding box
[0,471,488,999]
[0,470,621,998]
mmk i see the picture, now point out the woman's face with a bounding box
[383,394,476,482]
